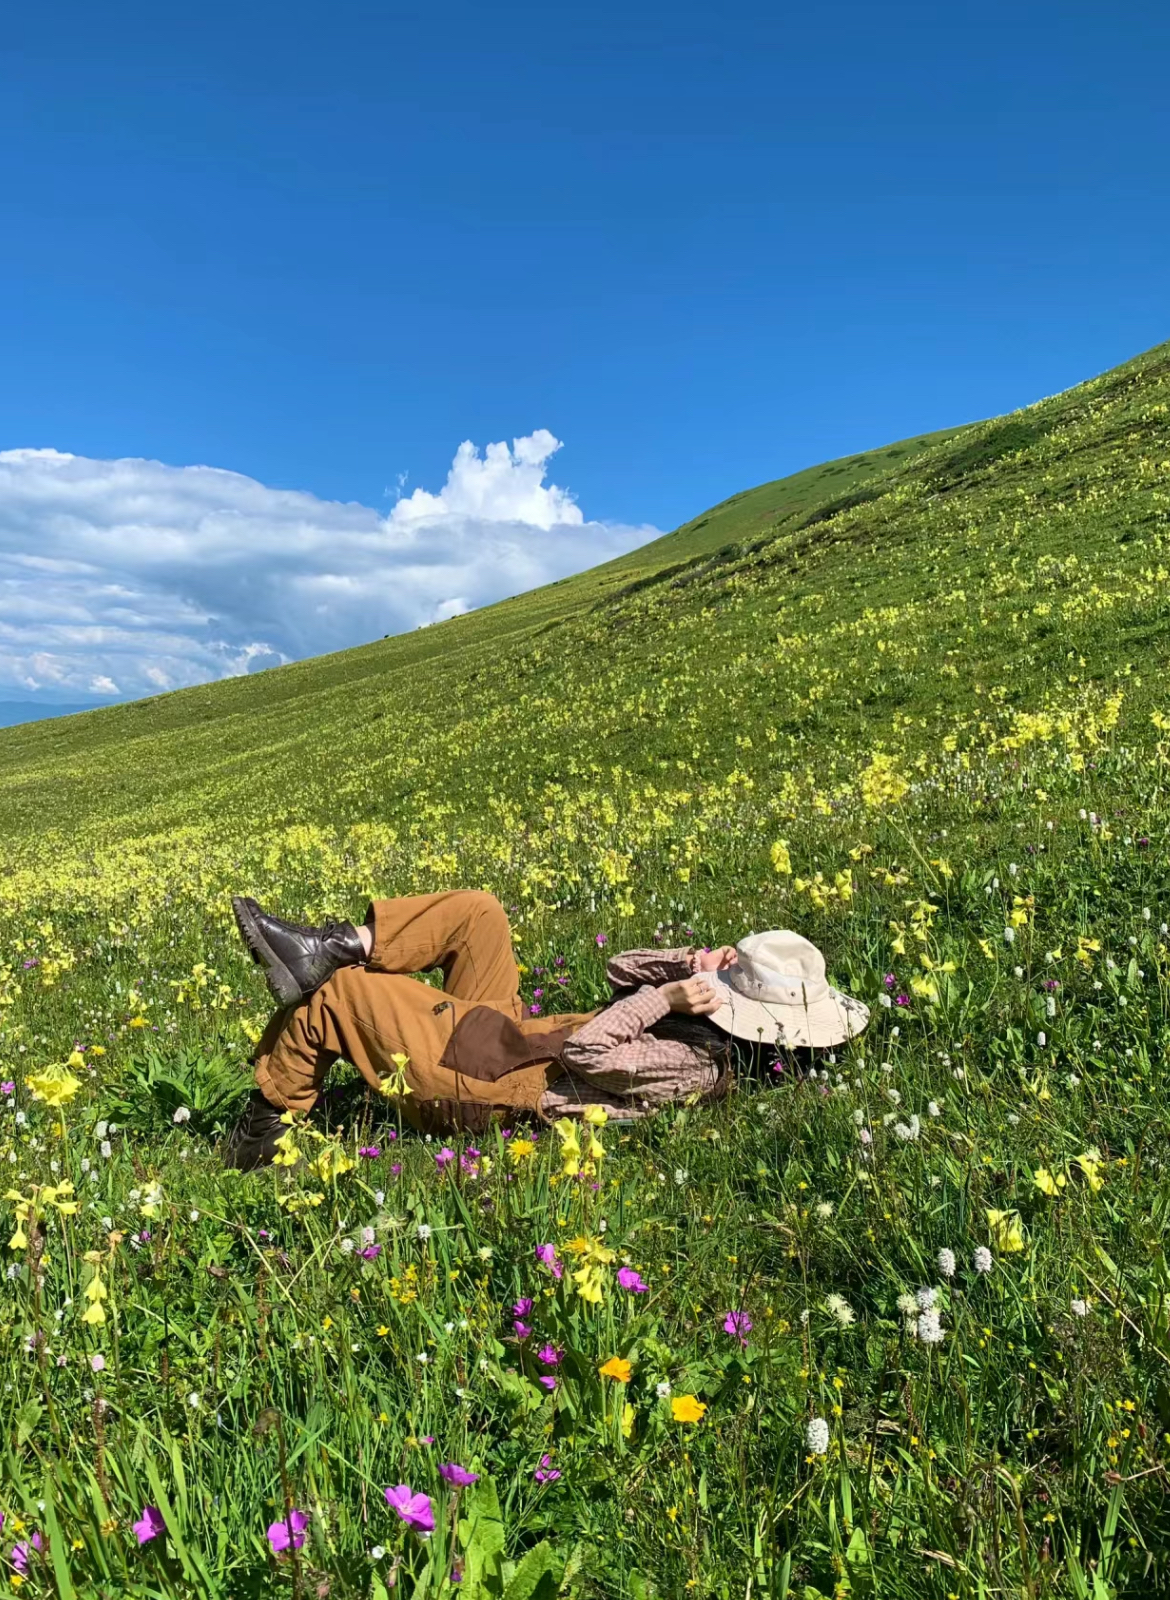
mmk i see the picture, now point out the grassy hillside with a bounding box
[1,341,1169,1599]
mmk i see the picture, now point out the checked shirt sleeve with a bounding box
[604,947,696,988]
[546,983,719,1118]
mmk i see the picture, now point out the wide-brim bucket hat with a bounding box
[704,929,869,1048]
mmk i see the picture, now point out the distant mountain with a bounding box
[0,701,103,729]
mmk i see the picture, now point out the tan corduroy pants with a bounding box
[253,890,595,1126]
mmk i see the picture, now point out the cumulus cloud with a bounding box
[0,433,656,703]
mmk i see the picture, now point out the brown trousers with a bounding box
[253,891,596,1130]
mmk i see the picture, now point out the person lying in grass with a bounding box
[224,889,869,1168]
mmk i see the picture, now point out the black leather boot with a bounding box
[223,1091,290,1171]
[232,896,366,1007]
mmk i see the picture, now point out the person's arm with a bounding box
[604,948,695,988]
[605,945,737,988]
[558,974,721,1079]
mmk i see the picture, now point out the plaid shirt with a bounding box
[541,948,719,1119]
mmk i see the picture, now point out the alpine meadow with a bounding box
[4,338,1170,1600]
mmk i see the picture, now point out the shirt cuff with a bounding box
[629,983,671,1027]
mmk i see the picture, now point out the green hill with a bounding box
[2,340,1170,1598]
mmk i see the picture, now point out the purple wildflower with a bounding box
[0,1081,14,1095]
[595,933,608,948]
[133,1506,166,1545]
[617,1267,649,1293]
[534,1453,561,1483]
[11,1534,43,1572]
[513,1320,532,1340]
[384,1485,435,1533]
[360,1244,382,1260]
[537,1343,562,1366]
[513,1297,534,1316]
[359,1145,381,1159]
[883,973,896,990]
[266,1510,309,1555]
[535,1243,563,1280]
[539,1375,558,1391]
[435,1147,456,1170]
[439,1462,479,1486]
[528,1003,542,1016]
[723,1310,752,1348]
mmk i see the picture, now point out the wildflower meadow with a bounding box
[1,341,1169,1597]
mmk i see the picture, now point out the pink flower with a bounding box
[435,1147,456,1170]
[617,1267,648,1293]
[133,1506,165,1545]
[359,1145,381,1159]
[534,1453,561,1483]
[360,1244,382,1260]
[528,1003,542,1016]
[535,1243,563,1280]
[723,1310,752,1347]
[439,1462,479,1486]
[537,1343,562,1366]
[513,1297,534,1316]
[11,1534,43,1572]
[513,1320,532,1340]
[267,1510,309,1554]
[384,1485,435,1533]
[0,1081,14,1095]
[595,933,608,947]
[539,1375,558,1391]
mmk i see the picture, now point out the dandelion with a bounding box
[416,1224,432,1241]
[384,1485,435,1533]
[805,1417,830,1455]
[172,1106,191,1124]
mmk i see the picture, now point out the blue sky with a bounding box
[1,0,1167,717]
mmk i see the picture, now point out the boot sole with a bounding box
[231,896,305,1009]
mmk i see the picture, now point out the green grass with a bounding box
[1,339,1169,1599]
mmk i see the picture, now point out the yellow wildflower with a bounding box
[986,1208,1025,1253]
[25,1065,82,1108]
[671,1395,707,1423]
[599,1356,632,1382]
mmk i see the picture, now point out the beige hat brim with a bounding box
[706,971,870,1048]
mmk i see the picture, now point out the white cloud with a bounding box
[0,433,656,703]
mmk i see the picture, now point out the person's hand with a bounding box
[693,945,737,973]
[659,974,723,1015]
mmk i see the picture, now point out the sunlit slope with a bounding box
[0,425,959,832]
[1,340,1167,894]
